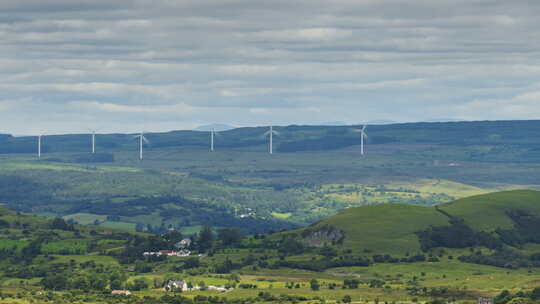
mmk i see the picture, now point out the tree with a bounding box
[343,279,360,289]
[50,218,72,231]
[21,240,42,261]
[218,228,244,247]
[183,257,200,269]
[41,274,68,291]
[163,230,184,246]
[197,226,214,252]
[278,237,305,255]
[310,279,320,291]
[343,295,352,303]
[130,278,149,291]
[369,279,385,288]
[531,287,540,300]
[0,219,9,228]
[216,258,234,274]
[110,279,123,290]
[319,245,338,258]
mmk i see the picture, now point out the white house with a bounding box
[164,280,188,292]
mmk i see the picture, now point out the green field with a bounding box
[1,122,540,303]
[1,190,540,303]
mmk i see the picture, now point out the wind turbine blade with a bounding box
[142,136,150,144]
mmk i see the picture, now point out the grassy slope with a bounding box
[312,204,449,254]
[439,190,540,231]
[307,190,540,254]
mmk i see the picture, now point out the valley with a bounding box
[1,121,540,303]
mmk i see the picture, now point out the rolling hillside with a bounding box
[301,190,540,255]
[438,190,540,231]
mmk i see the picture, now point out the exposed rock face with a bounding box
[301,224,344,247]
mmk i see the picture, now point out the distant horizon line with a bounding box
[4,118,540,137]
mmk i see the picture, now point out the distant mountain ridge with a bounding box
[2,120,540,157]
[194,124,236,131]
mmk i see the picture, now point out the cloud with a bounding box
[455,92,540,120]
[0,0,539,133]
[241,28,353,42]
[68,101,197,115]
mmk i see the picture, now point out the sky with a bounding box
[1,0,540,134]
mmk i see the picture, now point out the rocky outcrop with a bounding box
[301,224,344,247]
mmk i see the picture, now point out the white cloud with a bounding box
[243,28,353,42]
[1,0,540,133]
[68,101,197,115]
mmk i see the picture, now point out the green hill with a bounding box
[304,204,449,254]
[438,190,540,231]
[301,190,540,255]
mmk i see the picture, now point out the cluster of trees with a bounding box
[494,288,540,304]
[41,271,125,292]
[419,209,540,251]
[416,209,540,268]
[372,253,432,263]
[497,210,540,245]
[416,216,501,251]
[406,286,457,298]
[0,291,314,304]
[117,226,245,265]
[458,248,540,269]
[273,255,371,272]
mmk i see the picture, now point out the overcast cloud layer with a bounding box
[1,0,540,134]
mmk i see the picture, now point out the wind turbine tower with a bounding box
[360,125,368,156]
[91,130,96,154]
[37,134,42,159]
[134,132,149,161]
[210,128,215,152]
[270,126,273,154]
[264,126,279,154]
[353,125,368,156]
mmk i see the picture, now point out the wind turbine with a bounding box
[133,132,149,161]
[209,128,224,152]
[37,134,43,159]
[210,128,215,152]
[353,125,368,156]
[264,126,279,154]
[88,129,99,154]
